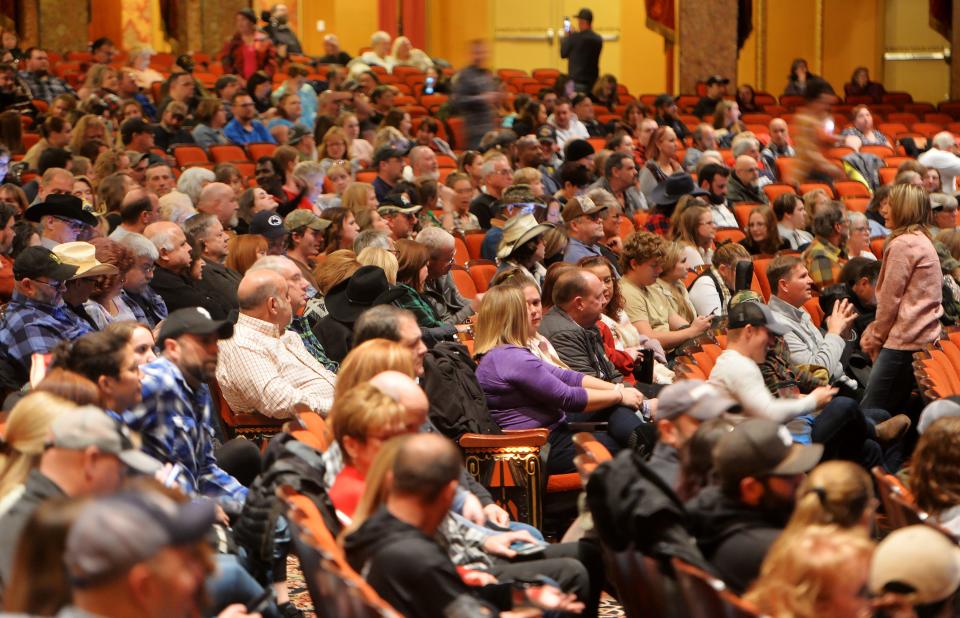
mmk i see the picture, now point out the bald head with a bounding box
[734,155,759,185]
[370,370,429,431]
[391,433,461,503]
[237,269,291,327]
[197,182,240,229]
[769,118,789,147]
[38,168,74,201]
[409,146,437,178]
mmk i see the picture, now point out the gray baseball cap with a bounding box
[656,380,740,421]
[65,489,217,587]
[50,406,161,475]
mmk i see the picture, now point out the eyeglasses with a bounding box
[581,213,602,222]
[54,216,88,232]
[33,278,65,292]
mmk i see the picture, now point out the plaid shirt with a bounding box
[17,71,75,102]
[0,291,92,383]
[290,315,338,372]
[123,288,168,328]
[802,237,847,289]
[644,212,672,237]
[123,357,247,507]
[393,284,443,328]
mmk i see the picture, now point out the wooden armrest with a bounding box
[503,428,549,440]
[459,432,547,448]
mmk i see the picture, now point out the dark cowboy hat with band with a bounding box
[325,265,404,323]
[649,172,708,208]
[25,194,98,227]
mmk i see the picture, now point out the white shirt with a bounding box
[777,223,814,250]
[918,148,960,194]
[711,203,740,228]
[552,119,590,151]
[689,272,723,317]
[709,348,817,423]
[84,296,139,330]
[216,313,336,418]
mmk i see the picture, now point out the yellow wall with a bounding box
[619,0,668,95]
[822,0,881,92]
[300,0,379,58]
[425,0,491,70]
[883,0,949,103]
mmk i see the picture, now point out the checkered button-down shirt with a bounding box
[216,313,337,418]
[123,357,247,507]
[0,291,92,383]
[17,71,75,102]
[802,237,847,290]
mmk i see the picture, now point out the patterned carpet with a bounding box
[286,556,625,616]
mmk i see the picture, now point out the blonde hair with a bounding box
[784,461,875,531]
[342,182,374,213]
[745,525,874,618]
[513,167,542,187]
[329,382,406,464]
[473,285,530,356]
[673,203,710,247]
[357,247,398,284]
[312,249,360,295]
[334,339,415,400]
[659,241,696,323]
[888,183,931,240]
[0,393,75,499]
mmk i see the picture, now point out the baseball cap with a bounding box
[287,123,311,146]
[706,75,730,86]
[654,93,678,108]
[250,211,286,240]
[575,8,593,22]
[156,306,234,346]
[917,397,960,434]
[378,194,422,216]
[930,192,958,212]
[284,209,330,232]
[561,195,607,223]
[869,525,960,604]
[714,418,823,486]
[728,301,790,336]
[536,124,557,144]
[50,406,161,474]
[65,489,217,588]
[13,246,78,281]
[373,146,404,166]
[656,380,740,421]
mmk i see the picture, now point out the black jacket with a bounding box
[725,173,770,206]
[234,433,338,569]
[586,448,710,571]
[344,507,503,618]
[150,266,230,321]
[197,260,241,317]
[312,314,353,364]
[0,470,65,586]
[560,29,603,88]
[422,341,502,440]
[684,485,785,594]
[538,306,621,382]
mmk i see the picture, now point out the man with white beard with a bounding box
[405,145,439,182]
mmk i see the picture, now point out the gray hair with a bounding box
[695,150,724,174]
[731,137,760,158]
[353,229,391,253]
[248,255,297,275]
[183,213,219,242]
[176,167,216,206]
[157,191,197,225]
[409,146,432,168]
[292,160,325,183]
[118,232,159,261]
[846,210,867,227]
[585,188,619,211]
[415,226,455,255]
[146,225,182,253]
[933,131,956,151]
[480,153,508,179]
[371,30,391,45]
[692,123,714,147]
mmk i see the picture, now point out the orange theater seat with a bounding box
[763,183,797,203]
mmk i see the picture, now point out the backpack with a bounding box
[421,341,502,440]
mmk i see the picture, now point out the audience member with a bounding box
[773,192,814,250]
[802,202,849,289]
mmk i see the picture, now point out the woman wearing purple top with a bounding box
[474,284,644,474]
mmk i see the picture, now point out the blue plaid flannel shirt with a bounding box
[122,357,247,507]
[0,292,92,382]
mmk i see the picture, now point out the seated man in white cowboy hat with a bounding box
[52,241,119,331]
[496,213,553,289]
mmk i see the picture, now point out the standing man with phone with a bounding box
[560,8,603,93]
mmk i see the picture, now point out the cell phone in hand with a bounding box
[424,76,435,95]
[563,17,571,33]
[510,540,547,555]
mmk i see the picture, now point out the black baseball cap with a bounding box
[249,211,285,240]
[13,246,78,281]
[727,301,789,336]
[575,8,593,22]
[706,75,730,86]
[714,419,823,486]
[156,307,234,346]
[373,146,404,166]
[536,124,557,144]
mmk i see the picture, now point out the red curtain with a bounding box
[931,0,951,40]
[377,0,425,49]
[645,0,675,43]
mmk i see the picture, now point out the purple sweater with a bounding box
[476,345,588,430]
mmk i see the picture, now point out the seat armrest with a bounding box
[459,432,547,448]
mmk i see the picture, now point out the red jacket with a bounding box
[220,33,278,79]
[597,319,636,384]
